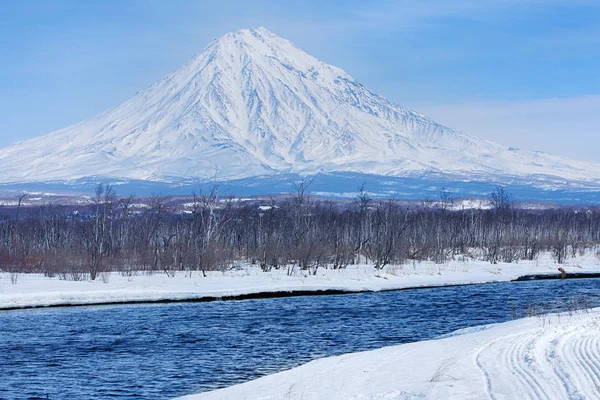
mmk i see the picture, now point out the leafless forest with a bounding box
[1,183,599,280]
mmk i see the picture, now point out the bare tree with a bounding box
[355,184,371,264]
[3,183,600,278]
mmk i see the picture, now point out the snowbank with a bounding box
[179,308,600,399]
[1,253,599,310]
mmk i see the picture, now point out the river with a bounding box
[1,278,599,399]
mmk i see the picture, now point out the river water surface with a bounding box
[1,278,599,399]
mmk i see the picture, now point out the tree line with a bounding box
[1,183,599,280]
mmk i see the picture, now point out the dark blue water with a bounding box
[1,279,599,400]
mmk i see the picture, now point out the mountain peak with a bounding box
[238,26,276,37]
[205,26,322,72]
[217,26,276,43]
[0,28,599,191]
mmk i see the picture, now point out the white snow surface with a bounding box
[1,27,600,187]
[179,308,600,400]
[1,253,599,310]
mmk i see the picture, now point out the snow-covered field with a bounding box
[1,253,599,310]
[179,308,600,400]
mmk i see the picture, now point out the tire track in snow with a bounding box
[588,335,600,375]
[576,335,600,395]
[544,335,573,399]
[510,333,553,399]
[547,328,587,399]
[556,328,600,399]
[475,338,501,400]
[479,332,548,399]
[478,322,600,400]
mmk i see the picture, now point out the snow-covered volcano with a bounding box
[1,27,599,191]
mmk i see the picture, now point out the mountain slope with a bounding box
[1,27,599,189]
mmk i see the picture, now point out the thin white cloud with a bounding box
[350,0,599,24]
[414,95,600,162]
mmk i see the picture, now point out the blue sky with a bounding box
[1,0,598,161]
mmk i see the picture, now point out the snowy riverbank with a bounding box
[1,253,599,310]
[180,308,600,399]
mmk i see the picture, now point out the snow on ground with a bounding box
[1,252,599,310]
[179,308,600,400]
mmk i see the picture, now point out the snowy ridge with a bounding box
[1,27,600,188]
